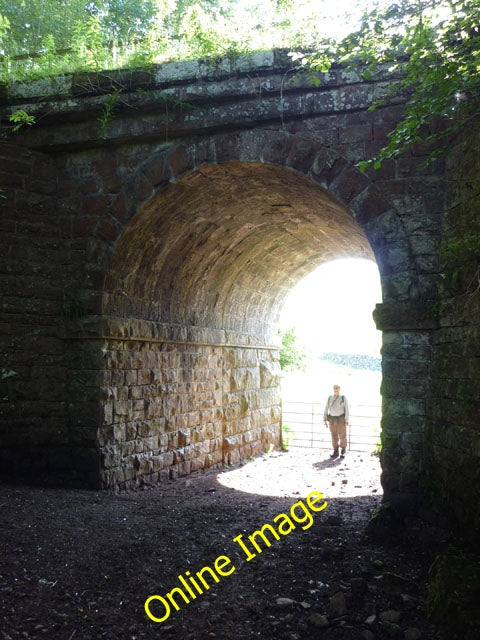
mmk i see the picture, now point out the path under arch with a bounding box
[99,161,376,489]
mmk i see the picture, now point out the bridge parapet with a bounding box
[1,50,401,153]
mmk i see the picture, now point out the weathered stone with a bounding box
[380,621,403,638]
[404,629,422,640]
[327,591,346,617]
[275,597,296,607]
[308,613,329,627]
[350,577,368,596]
[1,52,478,542]
[259,360,280,388]
[379,610,402,623]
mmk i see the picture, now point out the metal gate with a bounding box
[282,401,381,452]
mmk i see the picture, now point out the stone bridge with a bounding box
[1,51,478,535]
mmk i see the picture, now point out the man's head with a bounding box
[333,385,340,395]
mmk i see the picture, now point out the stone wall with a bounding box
[0,52,454,507]
[423,123,480,541]
[378,328,433,510]
[0,144,69,480]
[222,345,281,466]
[98,319,280,489]
[371,165,444,511]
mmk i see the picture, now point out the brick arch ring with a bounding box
[95,129,422,488]
[102,129,403,343]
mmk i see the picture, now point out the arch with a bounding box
[0,63,450,517]
[99,152,388,489]
[120,129,395,234]
[101,128,409,316]
[103,161,375,342]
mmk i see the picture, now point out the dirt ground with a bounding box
[0,449,448,640]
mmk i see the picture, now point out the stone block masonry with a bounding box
[422,121,480,543]
[98,319,280,489]
[0,144,69,481]
[3,48,477,545]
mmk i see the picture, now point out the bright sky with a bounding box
[280,258,382,356]
[233,0,386,44]
[232,2,387,357]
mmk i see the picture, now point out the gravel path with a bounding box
[1,450,446,640]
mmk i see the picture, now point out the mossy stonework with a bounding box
[423,122,480,542]
[1,52,477,533]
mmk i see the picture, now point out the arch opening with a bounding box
[103,162,374,342]
[260,258,384,499]
[100,162,379,489]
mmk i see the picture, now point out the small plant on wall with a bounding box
[98,87,122,137]
[9,109,36,132]
[441,233,480,295]
[61,293,87,320]
[281,423,294,451]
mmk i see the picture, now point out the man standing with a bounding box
[323,384,349,459]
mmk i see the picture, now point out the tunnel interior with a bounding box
[100,162,378,488]
[103,162,375,343]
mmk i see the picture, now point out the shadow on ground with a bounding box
[0,450,447,639]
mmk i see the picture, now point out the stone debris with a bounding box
[308,613,329,627]
[380,620,404,637]
[380,609,402,623]
[0,452,448,639]
[275,597,296,607]
[404,628,422,640]
[327,591,347,617]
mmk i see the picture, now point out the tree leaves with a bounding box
[333,0,480,167]
[279,328,306,372]
[1,0,479,169]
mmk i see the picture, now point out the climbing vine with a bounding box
[440,233,480,294]
[294,0,480,168]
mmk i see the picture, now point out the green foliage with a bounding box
[98,86,122,136]
[441,234,480,263]
[295,0,480,168]
[0,1,342,82]
[0,0,233,81]
[71,14,110,72]
[440,233,480,293]
[279,327,306,372]
[281,423,294,451]
[351,0,480,167]
[9,109,35,131]
[1,0,479,171]
[62,293,87,320]
[371,438,382,457]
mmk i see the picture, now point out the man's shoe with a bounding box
[330,448,339,459]
[340,448,346,459]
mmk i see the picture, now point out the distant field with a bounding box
[281,358,381,405]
